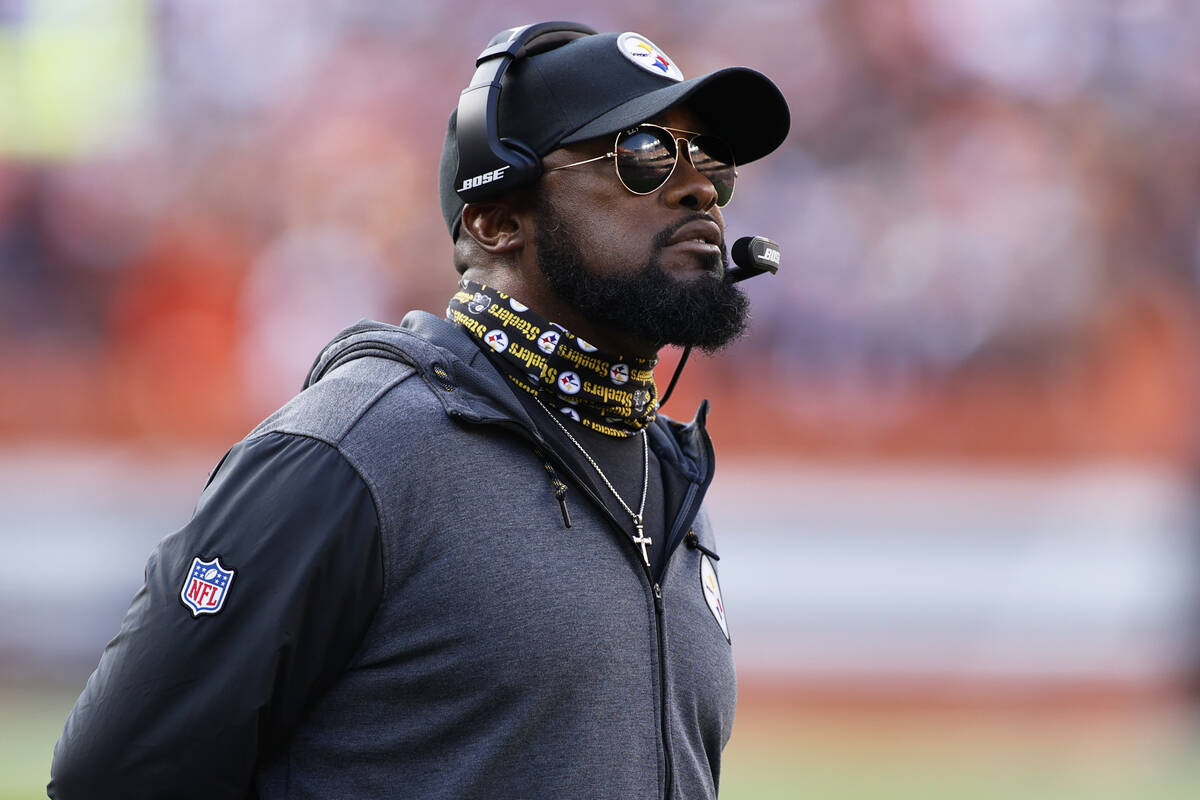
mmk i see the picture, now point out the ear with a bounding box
[461,201,527,255]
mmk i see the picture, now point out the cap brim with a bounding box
[559,66,790,165]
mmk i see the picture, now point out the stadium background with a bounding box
[5,1,1200,797]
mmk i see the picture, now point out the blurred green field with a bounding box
[7,687,1200,799]
[1,688,75,800]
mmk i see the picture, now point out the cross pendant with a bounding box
[632,521,652,568]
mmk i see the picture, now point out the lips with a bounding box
[666,218,723,248]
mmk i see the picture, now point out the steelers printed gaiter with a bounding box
[448,280,658,438]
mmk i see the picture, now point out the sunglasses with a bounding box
[547,124,738,207]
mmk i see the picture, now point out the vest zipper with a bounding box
[652,580,672,799]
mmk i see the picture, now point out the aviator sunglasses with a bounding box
[547,124,738,207]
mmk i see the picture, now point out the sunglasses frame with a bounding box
[547,123,738,207]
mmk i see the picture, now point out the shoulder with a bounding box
[199,430,377,520]
[256,357,431,444]
[250,319,466,447]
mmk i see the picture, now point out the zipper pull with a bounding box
[653,583,664,614]
[554,484,572,528]
[685,530,719,560]
[535,448,572,529]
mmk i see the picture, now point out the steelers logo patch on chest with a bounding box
[700,554,729,642]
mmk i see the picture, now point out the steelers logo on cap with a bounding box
[617,32,684,82]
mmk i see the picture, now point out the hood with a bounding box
[304,311,536,430]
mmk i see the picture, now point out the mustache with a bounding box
[652,213,729,276]
[652,213,727,253]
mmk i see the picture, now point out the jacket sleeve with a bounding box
[48,432,383,799]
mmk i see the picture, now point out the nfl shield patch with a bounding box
[181,556,235,617]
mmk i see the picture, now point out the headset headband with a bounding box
[453,21,597,204]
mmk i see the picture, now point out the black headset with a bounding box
[454,21,597,204]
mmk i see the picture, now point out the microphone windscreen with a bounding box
[731,237,754,269]
[729,236,780,281]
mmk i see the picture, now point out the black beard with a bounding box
[533,200,749,353]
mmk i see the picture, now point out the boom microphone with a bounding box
[726,236,781,283]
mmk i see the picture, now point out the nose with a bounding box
[660,140,719,212]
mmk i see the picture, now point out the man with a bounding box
[49,23,789,799]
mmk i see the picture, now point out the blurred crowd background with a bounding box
[3,0,1200,457]
[6,1,1200,797]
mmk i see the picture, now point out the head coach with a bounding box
[49,22,789,800]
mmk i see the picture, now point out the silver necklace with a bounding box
[533,395,652,568]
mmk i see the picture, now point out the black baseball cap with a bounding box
[438,29,791,239]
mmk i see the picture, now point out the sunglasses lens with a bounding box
[690,136,736,206]
[614,126,737,206]
[614,128,678,194]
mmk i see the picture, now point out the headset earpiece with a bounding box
[454,21,596,204]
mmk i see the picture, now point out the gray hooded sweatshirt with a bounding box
[49,312,737,799]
